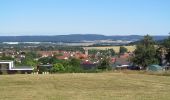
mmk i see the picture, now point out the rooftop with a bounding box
[0,60,13,62]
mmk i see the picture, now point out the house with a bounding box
[56,51,88,60]
[113,58,131,70]
[119,53,130,58]
[111,57,116,63]
[0,60,33,74]
[37,51,59,57]
[74,52,88,59]
[0,52,3,57]
[56,52,71,60]
[57,56,69,60]
[3,50,17,58]
[81,60,97,70]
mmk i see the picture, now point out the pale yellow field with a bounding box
[85,46,136,53]
[0,73,170,100]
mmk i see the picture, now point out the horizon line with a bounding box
[0,34,168,37]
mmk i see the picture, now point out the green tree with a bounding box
[0,55,14,60]
[20,52,38,67]
[51,63,65,73]
[49,57,62,64]
[68,58,82,72]
[88,49,98,55]
[119,46,128,54]
[38,57,51,64]
[162,33,170,64]
[38,56,64,65]
[108,49,115,56]
[26,52,38,58]
[98,57,111,70]
[131,35,159,69]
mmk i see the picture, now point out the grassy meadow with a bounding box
[85,46,136,53]
[0,72,170,100]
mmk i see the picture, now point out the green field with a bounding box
[0,73,170,100]
[85,46,136,53]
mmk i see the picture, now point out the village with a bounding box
[0,46,135,74]
[0,36,169,75]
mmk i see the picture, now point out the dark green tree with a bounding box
[69,58,81,67]
[131,35,159,69]
[98,57,111,70]
[38,57,51,64]
[162,33,170,64]
[88,49,98,55]
[26,52,38,58]
[119,46,128,54]
[108,49,115,56]
[68,58,82,72]
[21,52,38,67]
[0,55,14,60]
[38,57,62,65]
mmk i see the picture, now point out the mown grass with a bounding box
[115,70,170,76]
[0,72,170,100]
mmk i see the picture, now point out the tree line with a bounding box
[131,34,170,69]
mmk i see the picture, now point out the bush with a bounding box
[97,57,112,71]
[67,58,83,73]
[38,66,49,73]
[51,63,65,73]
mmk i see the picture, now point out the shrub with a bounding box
[51,63,65,73]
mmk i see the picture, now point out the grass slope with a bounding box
[0,73,170,100]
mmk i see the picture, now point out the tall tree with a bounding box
[98,56,111,70]
[20,52,38,67]
[131,35,158,69]
[119,46,127,54]
[108,49,116,56]
[162,33,170,64]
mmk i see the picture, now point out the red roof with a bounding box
[82,60,93,64]
[120,53,130,58]
[111,57,116,63]
[37,51,59,57]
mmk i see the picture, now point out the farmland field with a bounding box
[85,46,136,53]
[0,73,170,100]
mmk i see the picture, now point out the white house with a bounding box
[0,60,34,74]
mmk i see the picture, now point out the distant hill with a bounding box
[0,34,168,42]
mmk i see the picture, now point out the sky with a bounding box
[0,0,170,36]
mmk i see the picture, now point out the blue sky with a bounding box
[0,0,170,36]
